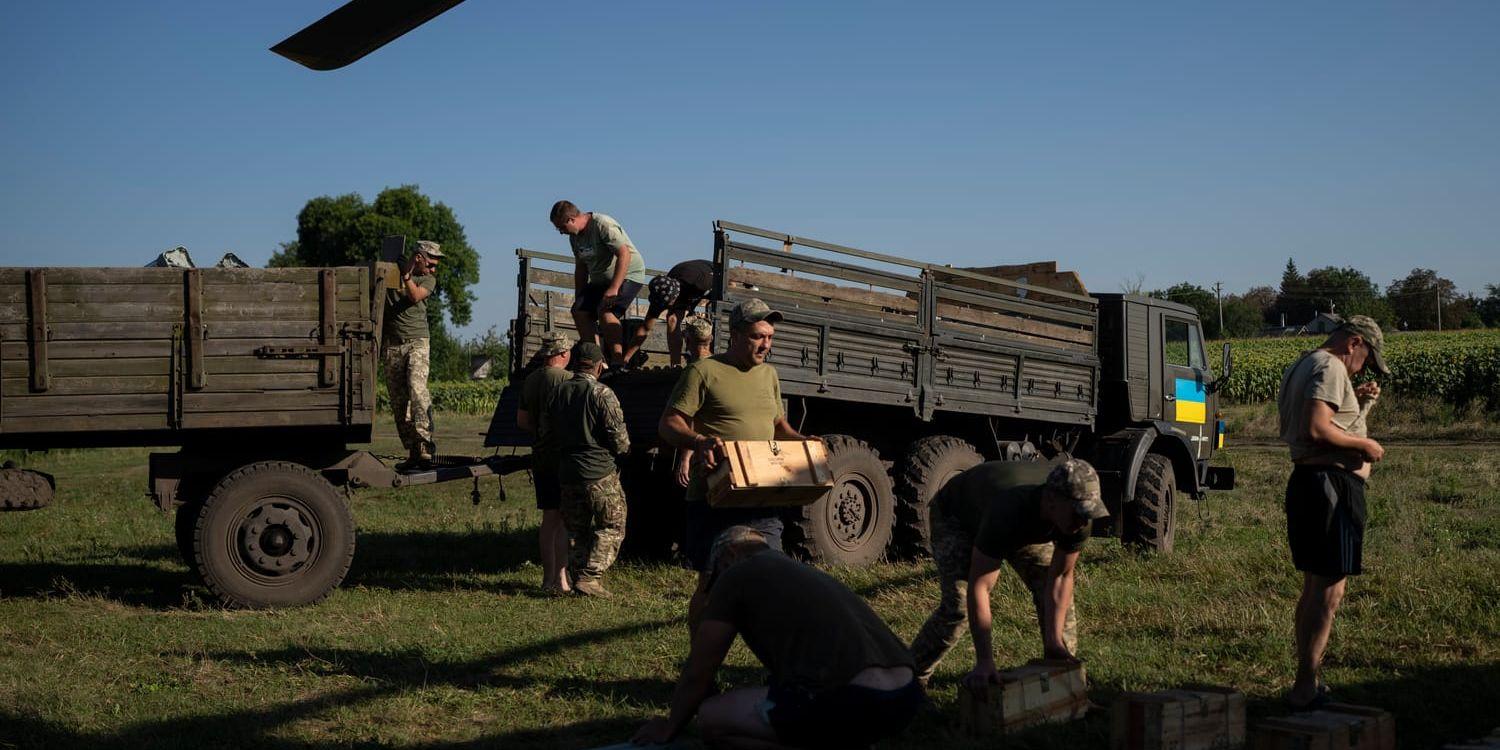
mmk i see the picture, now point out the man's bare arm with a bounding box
[772,415,807,440]
[1041,550,1079,658]
[516,408,535,434]
[966,549,1005,678]
[660,409,724,468]
[605,245,632,297]
[1305,400,1383,462]
[633,619,737,744]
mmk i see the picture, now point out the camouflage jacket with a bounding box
[548,372,631,484]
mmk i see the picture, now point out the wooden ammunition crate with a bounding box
[1112,686,1246,750]
[706,439,832,508]
[959,659,1089,737]
[1250,704,1394,750]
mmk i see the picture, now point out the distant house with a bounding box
[469,355,494,380]
[1306,312,1343,335]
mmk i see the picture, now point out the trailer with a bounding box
[1,239,526,608]
[489,221,1234,566]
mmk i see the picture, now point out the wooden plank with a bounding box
[1,339,361,361]
[183,391,341,412]
[0,267,360,286]
[936,301,1094,346]
[185,270,205,389]
[3,358,168,378]
[1,372,323,397]
[726,266,919,313]
[0,320,337,341]
[205,357,322,375]
[526,266,653,299]
[2,413,170,433]
[319,269,337,386]
[0,283,360,305]
[3,393,165,417]
[26,270,50,391]
[180,410,344,430]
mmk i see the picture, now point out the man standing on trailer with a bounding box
[908,458,1109,686]
[517,331,574,594]
[658,299,813,636]
[383,239,443,468]
[1276,315,1387,709]
[549,200,647,369]
[622,259,716,367]
[550,341,632,597]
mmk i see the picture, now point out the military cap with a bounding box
[538,331,573,357]
[728,298,783,327]
[414,240,444,258]
[682,316,714,342]
[570,341,605,369]
[1337,315,1390,376]
[1045,459,1109,521]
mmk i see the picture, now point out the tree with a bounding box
[1302,266,1393,328]
[272,185,483,379]
[1149,283,1220,338]
[1242,285,1277,323]
[1387,268,1461,330]
[1273,259,1316,327]
[1479,284,1500,328]
[1219,295,1263,338]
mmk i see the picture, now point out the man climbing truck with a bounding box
[489,221,1235,566]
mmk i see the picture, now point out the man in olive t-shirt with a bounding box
[632,527,923,749]
[909,458,1109,686]
[383,240,442,467]
[517,331,573,593]
[549,200,647,368]
[658,298,812,637]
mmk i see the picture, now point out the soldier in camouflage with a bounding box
[548,341,632,597]
[909,458,1108,687]
[383,240,443,467]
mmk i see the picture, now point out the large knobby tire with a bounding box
[192,461,355,608]
[174,498,204,582]
[893,436,984,557]
[0,465,54,512]
[783,436,895,567]
[1123,453,1176,554]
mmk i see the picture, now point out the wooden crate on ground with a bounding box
[1111,686,1246,749]
[1250,704,1394,750]
[959,659,1089,737]
[1444,727,1500,749]
[706,439,832,508]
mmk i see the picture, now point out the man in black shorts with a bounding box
[632,527,923,749]
[622,259,715,367]
[516,331,573,593]
[1276,315,1388,709]
[550,200,648,368]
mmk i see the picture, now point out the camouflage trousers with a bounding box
[561,472,628,583]
[382,338,433,455]
[910,506,1078,682]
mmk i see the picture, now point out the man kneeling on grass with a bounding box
[632,527,923,749]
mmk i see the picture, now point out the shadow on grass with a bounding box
[0,543,192,608]
[346,526,543,594]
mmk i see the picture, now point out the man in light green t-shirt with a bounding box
[659,298,812,639]
[549,200,647,369]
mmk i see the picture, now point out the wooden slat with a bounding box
[526,266,653,299]
[727,266,920,313]
[2,414,170,433]
[205,357,321,375]
[183,391,341,412]
[0,283,361,305]
[180,410,344,429]
[935,302,1094,347]
[3,358,167,378]
[26,269,48,391]
[0,267,363,286]
[1,372,325,397]
[3,393,165,417]
[0,300,364,324]
[0,320,338,341]
[3,338,353,361]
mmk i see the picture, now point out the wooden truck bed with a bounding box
[0,266,380,449]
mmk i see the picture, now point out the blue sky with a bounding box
[2,1,1496,337]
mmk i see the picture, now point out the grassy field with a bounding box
[2,415,1497,749]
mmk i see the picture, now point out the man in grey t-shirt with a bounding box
[1276,315,1388,709]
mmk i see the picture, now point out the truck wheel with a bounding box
[192,461,355,608]
[893,436,983,557]
[0,465,54,511]
[1124,453,1175,554]
[174,498,203,578]
[784,436,895,567]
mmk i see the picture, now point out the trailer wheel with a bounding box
[1123,453,1175,554]
[174,498,204,580]
[192,461,355,608]
[0,465,54,512]
[784,436,895,567]
[893,436,984,557]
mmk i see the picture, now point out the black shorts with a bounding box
[533,465,562,511]
[1285,465,1367,577]
[765,677,925,749]
[572,279,644,319]
[683,501,784,572]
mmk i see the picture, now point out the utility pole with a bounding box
[1214,281,1223,335]
[1437,288,1442,332]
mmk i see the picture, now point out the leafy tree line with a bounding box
[269,185,506,381]
[1149,260,1498,340]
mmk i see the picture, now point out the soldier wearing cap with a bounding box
[1276,314,1388,709]
[632,526,923,749]
[517,330,574,593]
[671,316,717,488]
[909,458,1109,686]
[659,298,814,637]
[548,341,631,597]
[383,239,443,467]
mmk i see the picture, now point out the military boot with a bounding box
[573,579,612,598]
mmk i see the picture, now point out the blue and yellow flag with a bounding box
[1174,377,1206,424]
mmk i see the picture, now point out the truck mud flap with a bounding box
[1,464,55,511]
[1204,466,1235,491]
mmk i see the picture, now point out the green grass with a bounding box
[2,415,1497,749]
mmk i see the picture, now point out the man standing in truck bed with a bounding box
[1277,315,1387,709]
[658,299,814,637]
[909,458,1108,686]
[383,240,442,468]
[549,200,647,370]
[550,341,631,598]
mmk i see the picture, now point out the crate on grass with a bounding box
[959,659,1089,736]
[1111,686,1246,749]
[1250,704,1394,750]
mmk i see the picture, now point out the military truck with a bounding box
[1,239,525,608]
[490,221,1235,566]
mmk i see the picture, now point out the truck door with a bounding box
[1161,316,1211,460]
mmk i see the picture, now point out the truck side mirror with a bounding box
[1207,342,1233,393]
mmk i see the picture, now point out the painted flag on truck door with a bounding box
[1174,378,1206,424]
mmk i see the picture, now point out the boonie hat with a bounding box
[682,316,714,342]
[729,298,783,327]
[538,331,573,357]
[1337,315,1390,376]
[414,240,445,258]
[1046,459,1109,521]
[571,341,605,369]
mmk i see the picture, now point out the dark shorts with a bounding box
[572,279,644,319]
[1285,465,1367,577]
[533,465,562,511]
[683,501,784,571]
[765,677,925,749]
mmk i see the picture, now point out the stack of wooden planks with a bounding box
[1111,686,1246,749]
[1250,704,1395,750]
[958,659,1089,737]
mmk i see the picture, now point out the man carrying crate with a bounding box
[909,459,1109,686]
[383,239,443,468]
[658,299,813,637]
